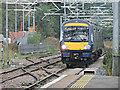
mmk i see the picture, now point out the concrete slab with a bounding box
[43,75,119,89]
[85,75,119,88]
[47,75,80,88]
[62,68,83,75]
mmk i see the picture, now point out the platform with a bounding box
[41,74,119,89]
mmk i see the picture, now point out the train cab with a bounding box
[60,19,103,67]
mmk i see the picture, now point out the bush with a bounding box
[27,32,41,44]
[42,37,59,47]
[103,50,112,76]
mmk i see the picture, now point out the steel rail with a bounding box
[25,67,67,89]
[0,57,61,84]
[25,51,107,89]
[0,55,60,75]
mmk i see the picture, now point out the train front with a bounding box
[60,19,93,67]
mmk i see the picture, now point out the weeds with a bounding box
[103,49,112,76]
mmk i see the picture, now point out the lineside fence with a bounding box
[18,43,57,54]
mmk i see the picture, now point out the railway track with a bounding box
[26,67,67,89]
[1,54,66,88]
[0,54,60,75]
[26,52,107,89]
[0,50,61,75]
[1,51,106,89]
[26,67,85,89]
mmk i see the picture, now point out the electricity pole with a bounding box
[112,1,119,76]
[23,0,24,36]
[15,1,17,40]
[33,6,35,32]
[28,6,30,31]
[6,0,9,65]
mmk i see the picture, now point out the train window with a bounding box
[64,26,89,42]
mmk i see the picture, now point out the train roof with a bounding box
[62,19,91,26]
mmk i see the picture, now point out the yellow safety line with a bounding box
[70,75,94,89]
[75,75,94,88]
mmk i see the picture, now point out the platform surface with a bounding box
[45,75,119,89]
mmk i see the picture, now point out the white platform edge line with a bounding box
[41,75,67,88]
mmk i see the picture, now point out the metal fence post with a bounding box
[1,47,4,64]
[1,41,4,64]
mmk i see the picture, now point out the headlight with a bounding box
[84,45,91,50]
[62,45,66,49]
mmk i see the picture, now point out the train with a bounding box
[60,19,103,68]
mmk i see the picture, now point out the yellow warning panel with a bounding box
[70,75,94,88]
[64,42,88,50]
[64,23,89,27]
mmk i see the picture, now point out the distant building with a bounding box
[9,32,25,43]
[9,31,36,44]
